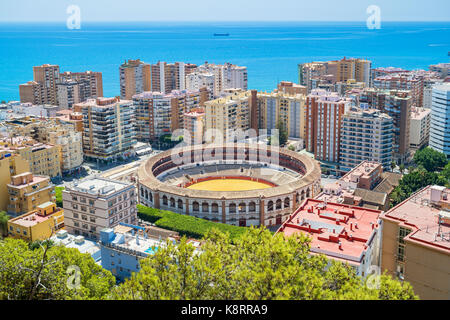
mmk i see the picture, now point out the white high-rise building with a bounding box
[196,62,248,97]
[429,83,450,157]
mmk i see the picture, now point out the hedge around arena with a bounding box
[137,204,247,240]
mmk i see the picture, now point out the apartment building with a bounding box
[257,91,306,140]
[183,107,205,145]
[429,62,450,79]
[340,108,394,171]
[359,88,412,163]
[19,64,103,107]
[59,70,103,98]
[429,83,450,157]
[56,79,82,109]
[149,61,197,94]
[380,185,450,300]
[119,59,151,100]
[186,71,215,96]
[409,107,431,149]
[54,109,83,132]
[204,91,252,142]
[196,62,248,97]
[335,79,366,96]
[19,81,42,105]
[370,67,409,83]
[277,198,383,277]
[0,136,61,178]
[305,89,350,163]
[423,79,444,109]
[32,64,60,105]
[63,177,137,240]
[298,58,371,92]
[133,89,203,142]
[7,202,64,242]
[9,119,83,174]
[276,81,307,96]
[316,161,390,211]
[373,74,423,108]
[7,172,54,216]
[77,97,136,163]
[0,152,30,212]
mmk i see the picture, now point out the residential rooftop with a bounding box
[67,177,133,196]
[277,199,381,266]
[381,185,450,253]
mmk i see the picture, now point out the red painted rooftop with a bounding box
[277,198,381,265]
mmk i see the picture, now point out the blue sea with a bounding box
[0,21,449,102]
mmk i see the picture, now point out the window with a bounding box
[72,196,78,201]
[73,213,79,219]
[90,217,96,223]
[89,199,94,206]
[397,227,411,262]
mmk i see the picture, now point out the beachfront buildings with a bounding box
[305,89,350,163]
[277,198,383,277]
[6,172,54,216]
[62,177,137,240]
[429,83,450,158]
[409,107,431,149]
[429,62,450,79]
[359,89,412,164]
[298,57,371,92]
[257,91,306,140]
[373,74,423,108]
[20,64,60,105]
[150,61,197,94]
[204,91,252,142]
[59,71,103,99]
[193,62,248,97]
[7,202,64,242]
[132,89,205,142]
[76,97,136,163]
[119,59,151,100]
[339,108,394,171]
[380,185,450,300]
[19,64,103,107]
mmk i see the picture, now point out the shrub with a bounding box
[137,204,247,241]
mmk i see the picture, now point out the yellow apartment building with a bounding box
[380,185,450,300]
[204,91,251,143]
[0,151,30,212]
[0,136,61,178]
[7,202,64,242]
[11,119,83,174]
[257,91,306,140]
[7,172,55,216]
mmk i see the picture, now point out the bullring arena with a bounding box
[137,143,321,227]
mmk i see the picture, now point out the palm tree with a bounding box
[391,160,396,172]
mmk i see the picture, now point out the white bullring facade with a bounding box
[137,143,321,227]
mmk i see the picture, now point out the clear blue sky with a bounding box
[0,0,449,22]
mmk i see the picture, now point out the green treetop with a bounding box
[110,227,417,300]
[0,238,115,300]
